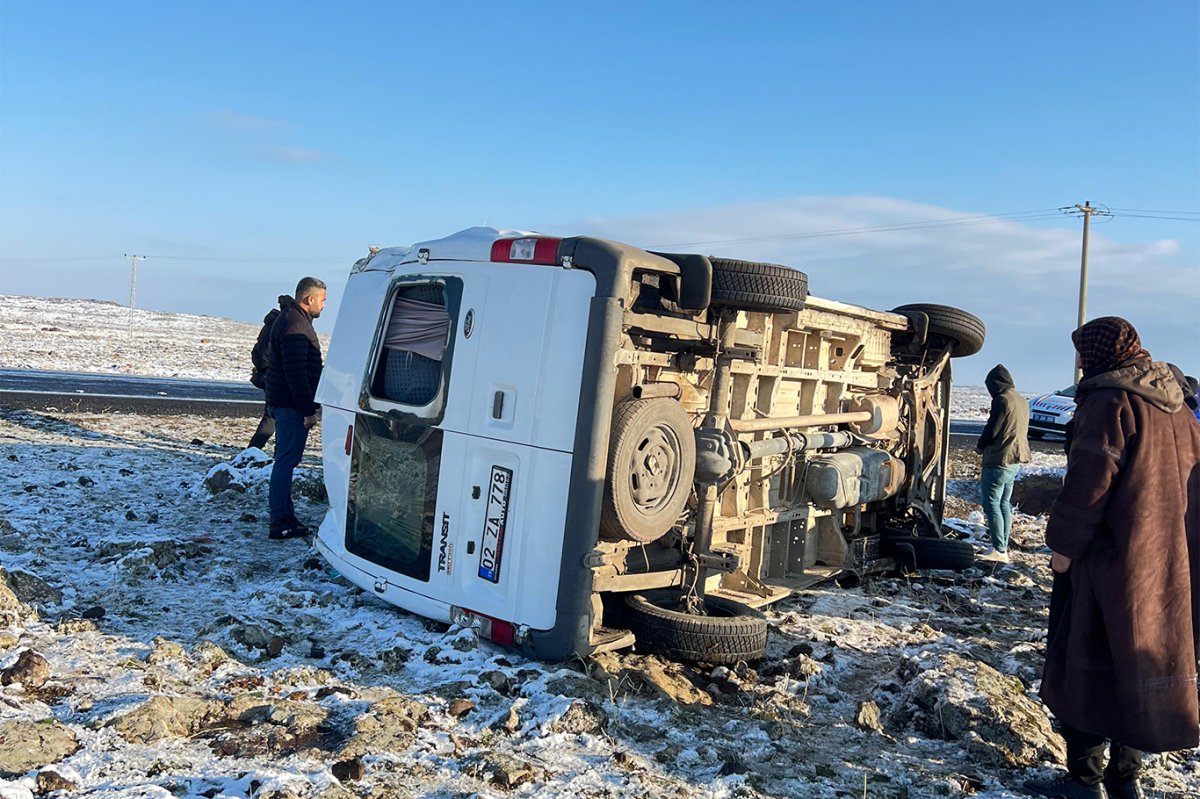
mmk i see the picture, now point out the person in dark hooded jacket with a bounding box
[975,364,1032,563]
[246,300,284,451]
[1024,317,1200,799]
[1166,363,1200,422]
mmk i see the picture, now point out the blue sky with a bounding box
[1,1,1197,391]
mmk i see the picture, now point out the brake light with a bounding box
[489,237,562,265]
[450,606,517,647]
[344,425,353,456]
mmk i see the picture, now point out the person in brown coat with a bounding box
[1024,317,1200,799]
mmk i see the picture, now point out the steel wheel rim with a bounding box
[626,424,683,516]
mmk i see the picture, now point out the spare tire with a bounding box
[601,399,696,543]
[892,303,986,358]
[709,258,808,313]
[885,535,976,572]
[624,590,768,664]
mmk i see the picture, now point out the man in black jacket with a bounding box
[265,277,327,540]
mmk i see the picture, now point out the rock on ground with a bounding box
[0,719,80,777]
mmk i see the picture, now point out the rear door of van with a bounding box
[320,260,595,631]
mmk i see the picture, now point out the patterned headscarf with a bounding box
[1071,316,1151,378]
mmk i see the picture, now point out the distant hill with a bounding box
[0,295,329,382]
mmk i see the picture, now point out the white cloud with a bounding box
[553,196,1199,391]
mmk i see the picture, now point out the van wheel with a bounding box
[892,303,986,358]
[885,535,976,572]
[601,399,696,543]
[709,258,808,313]
[624,590,768,664]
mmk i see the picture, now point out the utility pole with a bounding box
[1059,202,1112,383]
[123,254,145,339]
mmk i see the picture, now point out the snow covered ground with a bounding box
[1,297,1196,799]
[0,296,329,382]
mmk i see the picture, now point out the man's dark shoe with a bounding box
[284,515,312,535]
[1023,774,1107,799]
[1101,777,1143,799]
[269,518,309,541]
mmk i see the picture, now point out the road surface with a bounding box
[0,368,263,416]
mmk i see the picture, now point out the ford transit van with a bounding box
[314,228,984,663]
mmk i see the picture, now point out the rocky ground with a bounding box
[1,408,1196,799]
[0,296,1195,798]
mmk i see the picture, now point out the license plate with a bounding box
[478,465,513,583]
[1032,413,1055,424]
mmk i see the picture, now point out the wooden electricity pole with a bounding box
[1059,202,1111,383]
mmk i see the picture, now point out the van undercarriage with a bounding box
[317,230,985,664]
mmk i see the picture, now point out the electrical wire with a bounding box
[4,205,1197,263]
[141,255,347,262]
[650,208,1065,249]
[0,256,116,262]
[1112,213,1199,222]
[1108,208,1200,216]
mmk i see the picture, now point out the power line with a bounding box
[1107,207,1200,215]
[140,255,347,262]
[650,208,1064,249]
[1111,213,1199,222]
[2,204,1197,263]
[0,256,115,262]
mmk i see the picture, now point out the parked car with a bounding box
[314,227,986,663]
[1029,385,1077,439]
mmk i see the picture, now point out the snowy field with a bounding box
[0,296,329,382]
[1,297,1197,799]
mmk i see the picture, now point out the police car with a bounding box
[1029,385,1076,439]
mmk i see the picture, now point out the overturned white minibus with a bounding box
[315,228,984,662]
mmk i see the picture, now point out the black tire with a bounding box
[624,590,768,664]
[885,536,976,571]
[709,258,808,313]
[601,399,696,543]
[892,303,986,358]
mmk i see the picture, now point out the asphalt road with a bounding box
[0,368,264,417]
[0,369,1020,437]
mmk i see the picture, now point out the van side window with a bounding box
[373,284,451,407]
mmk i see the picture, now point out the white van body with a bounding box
[315,228,981,660]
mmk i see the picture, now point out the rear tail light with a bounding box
[489,237,562,265]
[450,606,517,647]
[344,425,353,456]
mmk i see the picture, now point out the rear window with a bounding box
[369,281,458,412]
[344,416,442,582]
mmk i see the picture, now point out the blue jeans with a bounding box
[268,406,309,523]
[981,464,1020,551]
